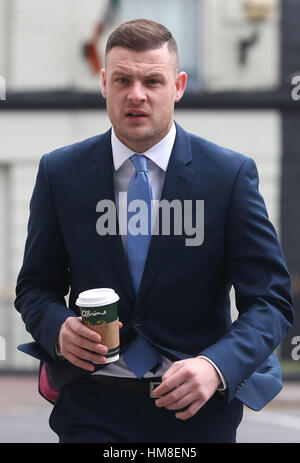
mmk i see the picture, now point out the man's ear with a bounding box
[101,68,107,99]
[174,72,187,103]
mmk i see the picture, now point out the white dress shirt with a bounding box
[92,123,226,389]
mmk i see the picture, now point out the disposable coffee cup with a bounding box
[76,288,120,363]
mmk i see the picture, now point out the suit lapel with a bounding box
[137,123,197,303]
[86,130,135,304]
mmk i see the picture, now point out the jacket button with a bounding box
[135,317,142,327]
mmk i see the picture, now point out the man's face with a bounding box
[101,44,187,152]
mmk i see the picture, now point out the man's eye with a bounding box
[117,78,128,84]
[148,79,158,85]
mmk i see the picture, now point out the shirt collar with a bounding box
[111,122,176,172]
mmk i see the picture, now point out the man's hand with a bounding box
[152,357,222,421]
[57,316,122,372]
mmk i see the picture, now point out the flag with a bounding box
[83,0,120,74]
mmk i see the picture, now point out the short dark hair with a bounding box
[105,19,179,71]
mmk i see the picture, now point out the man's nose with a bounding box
[127,82,147,103]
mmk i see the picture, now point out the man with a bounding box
[15,19,294,443]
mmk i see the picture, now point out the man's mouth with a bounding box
[126,111,148,118]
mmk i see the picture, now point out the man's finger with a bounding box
[161,360,184,382]
[68,332,108,355]
[70,317,102,343]
[153,366,185,398]
[160,391,196,411]
[65,351,96,372]
[70,343,107,365]
[155,383,190,408]
[175,399,204,421]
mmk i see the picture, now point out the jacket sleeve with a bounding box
[199,157,294,402]
[14,154,75,359]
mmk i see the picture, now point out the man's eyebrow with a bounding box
[144,72,165,79]
[110,70,166,79]
[111,70,132,78]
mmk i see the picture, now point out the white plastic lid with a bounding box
[76,288,119,307]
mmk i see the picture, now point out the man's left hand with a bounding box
[152,358,222,421]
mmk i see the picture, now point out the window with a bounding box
[119,0,203,91]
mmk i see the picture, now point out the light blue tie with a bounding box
[124,154,161,378]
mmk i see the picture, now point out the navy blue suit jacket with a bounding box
[15,122,294,411]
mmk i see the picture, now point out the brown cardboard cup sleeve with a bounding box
[76,288,120,363]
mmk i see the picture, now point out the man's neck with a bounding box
[113,123,174,154]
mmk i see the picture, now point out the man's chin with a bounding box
[116,127,155,147]
[113,120,171,151]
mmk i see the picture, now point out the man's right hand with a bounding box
[57,316,109,372]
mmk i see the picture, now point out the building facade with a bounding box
[0,0,299,373]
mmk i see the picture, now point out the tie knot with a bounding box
[130,154,148,173]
